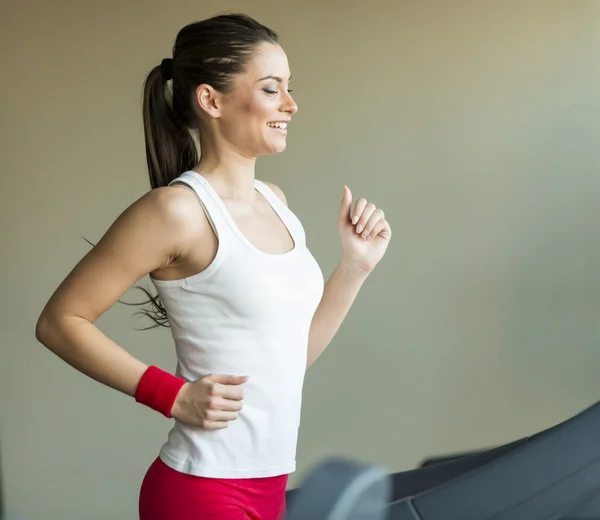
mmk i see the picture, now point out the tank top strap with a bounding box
[254,180,306,247]
[169,171,233,241]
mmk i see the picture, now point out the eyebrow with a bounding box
[257,75,292,83]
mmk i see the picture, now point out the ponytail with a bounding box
[97,59,200,330]
[86,14,281,331]
[142,60,198,189]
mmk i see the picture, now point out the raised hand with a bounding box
[338,186,391,274]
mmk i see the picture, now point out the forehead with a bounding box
[242,42,291,80]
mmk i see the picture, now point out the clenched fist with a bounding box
[171,373,248,430]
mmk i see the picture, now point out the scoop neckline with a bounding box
[188,171,299,259]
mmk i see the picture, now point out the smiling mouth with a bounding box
[267,121,288,136]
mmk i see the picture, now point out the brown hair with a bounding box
[87,14,279,329]
[142,13,278,189]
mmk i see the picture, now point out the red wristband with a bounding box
[135,365,186,418]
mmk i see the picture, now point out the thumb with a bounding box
[339,185,352,224]
[205,373,249,385]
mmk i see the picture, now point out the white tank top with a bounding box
[150,171,324,478]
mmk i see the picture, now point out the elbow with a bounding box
[35,312,51,345]
[35,310,58,347]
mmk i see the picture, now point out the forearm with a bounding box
[35,313,148,397]
[306,258,369,367]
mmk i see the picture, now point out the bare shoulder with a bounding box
[140,183,216,259]
[100,185,205,254]
[262,181,288,206]
[144,184,208,232]
[36,183,211,324]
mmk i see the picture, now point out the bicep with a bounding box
[40,188,192,324]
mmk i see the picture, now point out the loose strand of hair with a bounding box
[81,237,169,330]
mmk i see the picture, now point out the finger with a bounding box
[352,198,368,225]
[211,396,244,412]
[355,202,376,234]
[339,185,352,224]
[361,208,384,239]
[211,382,245,400]
[369,218,391,240]
[202,420,229,430]
[206,373,249,385]
[206,409,239,422]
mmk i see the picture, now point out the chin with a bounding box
[272,141,287,153]
[258,139,288,155]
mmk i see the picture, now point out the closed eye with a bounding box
[263,88,294,95]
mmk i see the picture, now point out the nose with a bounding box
[281,90,298,115]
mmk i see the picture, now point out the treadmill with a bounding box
[384,398,600,519]
[286,399,600,519]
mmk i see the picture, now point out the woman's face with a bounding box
[199,42,298,158]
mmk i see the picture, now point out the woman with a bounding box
[35,12,391,520]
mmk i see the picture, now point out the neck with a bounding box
[194,140,257,202]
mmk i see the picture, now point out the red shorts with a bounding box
[139,457,289,520]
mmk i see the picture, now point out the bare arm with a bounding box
[265,181,391,368]
[35,187,201,397]
[306,260,369,367]
[264,181,369,366]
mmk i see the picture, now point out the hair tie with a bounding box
[160,58,173,81]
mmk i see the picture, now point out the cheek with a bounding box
[223,94,274,142]
[238,98,255,115]
[240,96,273,123]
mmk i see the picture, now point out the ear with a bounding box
[195,84,222,119]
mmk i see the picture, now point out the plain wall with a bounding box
[2,0,600,518]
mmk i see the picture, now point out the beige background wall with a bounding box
[2,0,600,518]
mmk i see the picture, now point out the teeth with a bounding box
[267,122,287,129]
